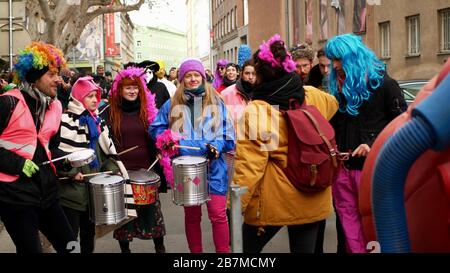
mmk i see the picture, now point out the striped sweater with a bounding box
[58,96,134,212]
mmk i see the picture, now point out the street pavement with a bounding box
[0,189,338,253]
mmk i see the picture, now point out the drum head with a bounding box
[128,170,160,184]
[172,156,207,165]
[68,149,95,162]
[89,174,123,185]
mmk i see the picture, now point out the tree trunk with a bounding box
[25,0,146,55]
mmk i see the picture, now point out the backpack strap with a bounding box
[288,98,302,110]
[300,109,338,168]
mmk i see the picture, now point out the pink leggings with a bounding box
[332,168,367,253]
[183,194,230,253]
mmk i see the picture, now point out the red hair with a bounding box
[109,77,148,142]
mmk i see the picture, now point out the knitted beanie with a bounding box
[71,76,102,106]
[177,58,206,82]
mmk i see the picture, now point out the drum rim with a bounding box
[89,175,124,185]
[129,179,160,185]
[128,169,160,183]
[172,155,208,165]
[68,148,95,161]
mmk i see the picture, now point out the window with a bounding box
[440,9,450,52]
[244,0,249,25]
[137,52,142,60]
[137,40,141,47]
[407,15,420,55]
[231,9,234,30]
[235,7,238,29]
[379,21,390,58]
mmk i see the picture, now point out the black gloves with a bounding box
[205,143,220,160]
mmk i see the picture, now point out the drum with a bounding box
[68,149,95,168]
[172,156,209,206]
[128,170,160,205]
[88,174,127,225]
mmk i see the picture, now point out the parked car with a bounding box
[398,80,428,105]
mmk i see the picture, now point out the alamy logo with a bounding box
[168,102,281,151]
[367,0,382,5]
[66,0,81,5]
[67,241,80,253]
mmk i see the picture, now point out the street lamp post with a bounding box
[8,0,13,71]
[230,183,248,253]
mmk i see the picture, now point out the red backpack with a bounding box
[283,100,340,193]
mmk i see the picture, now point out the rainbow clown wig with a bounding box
[13,41,66,84]
[325,34,385,116]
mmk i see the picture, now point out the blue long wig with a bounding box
[325,34,386,116]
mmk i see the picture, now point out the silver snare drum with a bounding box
[88,174,127,225]
[67,149,95,168]
[172,156,209,206]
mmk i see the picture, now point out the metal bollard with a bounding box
[230,183,248,253]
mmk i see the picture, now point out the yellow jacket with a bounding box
[303,85,338,121]
[234,100,332,227]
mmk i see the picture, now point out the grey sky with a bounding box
[129,0,187,33]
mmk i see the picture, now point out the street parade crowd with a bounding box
[0,33,407,253]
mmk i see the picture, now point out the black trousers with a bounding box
[62,206,96,254]
[315,219,326,253]
[0,200,76,253]
[335,211,347,253]
[243,221,320,253]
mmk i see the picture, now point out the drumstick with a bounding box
[117,146,139,156]
[41,154,70,165]
[147,157,160,171]
[173,145,201,150]
[59,171,113,180]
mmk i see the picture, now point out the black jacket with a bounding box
[330,74,407,170]
[0,91,64,208]
[147,78,170,109]
[99,105,168,193]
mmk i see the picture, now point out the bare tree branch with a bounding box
[86,0,144,21]
[26,0,148,54]
[37,0,52,21]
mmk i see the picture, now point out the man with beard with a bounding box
[0,42,76,253]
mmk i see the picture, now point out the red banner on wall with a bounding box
[105,13,120,57]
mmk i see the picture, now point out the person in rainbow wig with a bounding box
[325,33,407,253]
[0,41,76,253]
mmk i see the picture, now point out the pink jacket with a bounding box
[0,89,62,182]
[221,84,249,128]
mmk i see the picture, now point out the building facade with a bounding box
[0,0,31,72]
[246,0,450,80]
[211,0,248,66]
[186,0,212,69]
[371,0,449,79]
[66,10,135,75]
[134,25,187,70]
